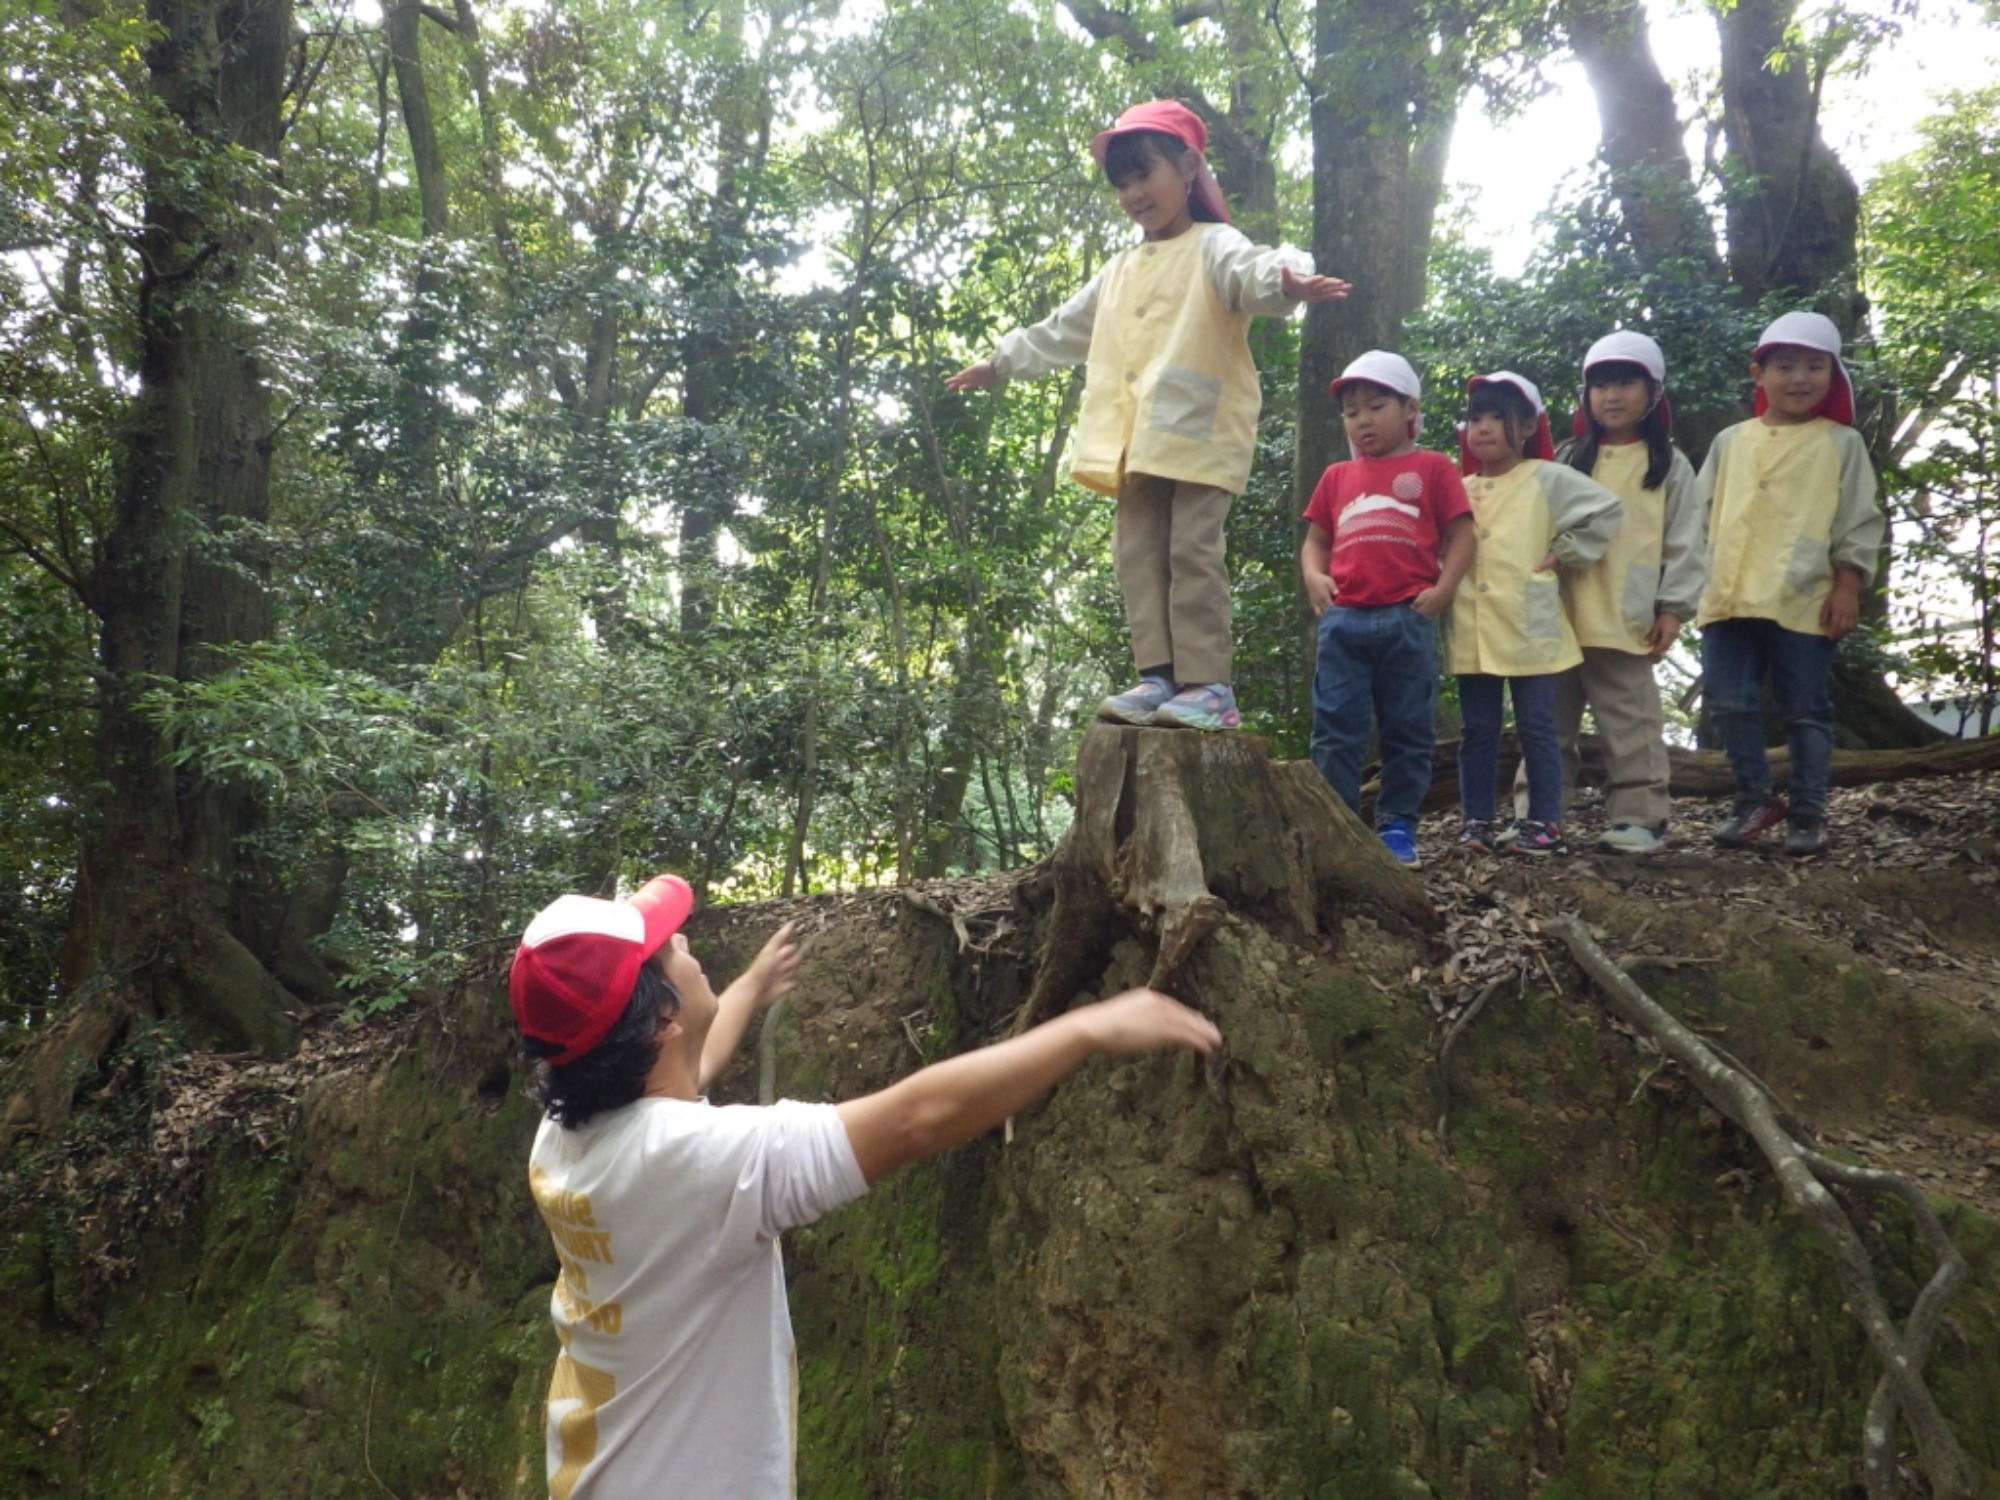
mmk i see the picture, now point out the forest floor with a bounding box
[1418,770,2000,1221]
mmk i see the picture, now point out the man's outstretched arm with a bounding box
[835,990,1220,1184]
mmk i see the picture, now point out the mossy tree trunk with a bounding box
[8,0,305,1155]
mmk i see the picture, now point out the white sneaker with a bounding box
[1597,822,1665,855]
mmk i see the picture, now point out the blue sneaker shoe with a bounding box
[1098,674,1175,726]
[1152,682,1241,732]
[1378,819,1420,868]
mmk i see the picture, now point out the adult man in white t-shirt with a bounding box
[510,873,1222,1499]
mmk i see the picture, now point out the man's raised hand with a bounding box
[1073,988,1221,1058]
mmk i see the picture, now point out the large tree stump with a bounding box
[1023,726,1437,1021]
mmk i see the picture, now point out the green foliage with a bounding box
[1865,88,2000,734]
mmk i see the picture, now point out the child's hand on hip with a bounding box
[945,361,999,392]
[1411,586,1450,619]
[1533,552,1559,574]
[1304,573,1335,615]
[1280,266,1352,304]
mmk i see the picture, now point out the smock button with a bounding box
[1477,582,1490,593]
[1125,371,1136,383]
[1478,529,1491,539]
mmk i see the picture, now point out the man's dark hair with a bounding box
[526,960,682,1129]
[1467,381,1538,457]
[1568,359,1673,489]
[1101,130,1224,223]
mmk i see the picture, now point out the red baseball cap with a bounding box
[1090,100,1231,224]
[509,874,695,1065]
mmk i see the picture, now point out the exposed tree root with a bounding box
[1021,725,1438,1028]
[0,981,128,1159]
[1548,915,1976,1500]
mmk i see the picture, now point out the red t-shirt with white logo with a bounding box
[1303,450,1473,609]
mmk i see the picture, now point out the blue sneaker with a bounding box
[1378,819,1420,868]
[1098,674,1175,726]
[1152,682,1241,732]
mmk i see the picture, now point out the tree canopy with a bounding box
[0,0,1993,1083]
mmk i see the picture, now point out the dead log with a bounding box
[1021,725,1437,1024]
[1549,915,1976,1500]
[1377,732,2000,816]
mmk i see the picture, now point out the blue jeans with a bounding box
[1310,602,1439,827]
[1702,618,1837,814]
[1458,674,1562,824]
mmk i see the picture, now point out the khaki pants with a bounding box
[1113,472,1234,685]
[1512,646,1672,827]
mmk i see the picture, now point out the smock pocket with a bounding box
[1525,572,1564,639]
[1146,366,1222,441]
[1784,534,1831,596]
[1621,561,1656,632]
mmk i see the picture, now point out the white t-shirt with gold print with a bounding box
[529,1097,868,1498]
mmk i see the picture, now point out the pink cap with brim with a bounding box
[1574,330,1672,440]
[1462,370,1556,473]
[510,874,695,1065]
[1752,310,1855,426]
[1090,100,1231,224]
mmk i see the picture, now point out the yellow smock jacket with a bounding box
[989,224,1309,496]
[1694,418,1883,637]
[1446,460,1622,677]
[1558,441,1704,654]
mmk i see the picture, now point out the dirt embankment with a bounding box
[0,760,1997,1497]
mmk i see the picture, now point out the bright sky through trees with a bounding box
[1449,0,2000,274]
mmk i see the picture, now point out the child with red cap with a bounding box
[510,874,1220,1496]
[1299,350,1475,868]
[947,99,1350,732]
[1696,310,1885,856]
[1449,371,1622,856]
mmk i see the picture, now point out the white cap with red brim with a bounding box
[1752,310,1856,426]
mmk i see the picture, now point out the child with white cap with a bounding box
[1450,372,1622,855]
[947,99,1350,732]
[1299,350,1475,866]
[1509,331,1703,853]
[1695,309,1885,856]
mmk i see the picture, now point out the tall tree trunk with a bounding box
[677,0,778,637]
[60,0,302,1102]
[1563,0,1725,281]
[1715,0,1863,324]
[1298,0,1461,491]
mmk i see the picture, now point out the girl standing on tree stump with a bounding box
[947,100,1349,732]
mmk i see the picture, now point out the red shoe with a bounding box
[1712,795,1788,848]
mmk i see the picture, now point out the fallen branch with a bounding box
[1548,915,1975,1500]
[1431,971,1511,1147]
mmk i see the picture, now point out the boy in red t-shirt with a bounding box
[1300,351,1475,867]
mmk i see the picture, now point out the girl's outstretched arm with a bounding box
[945,361,999,392]
[1279,265,1351,304]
